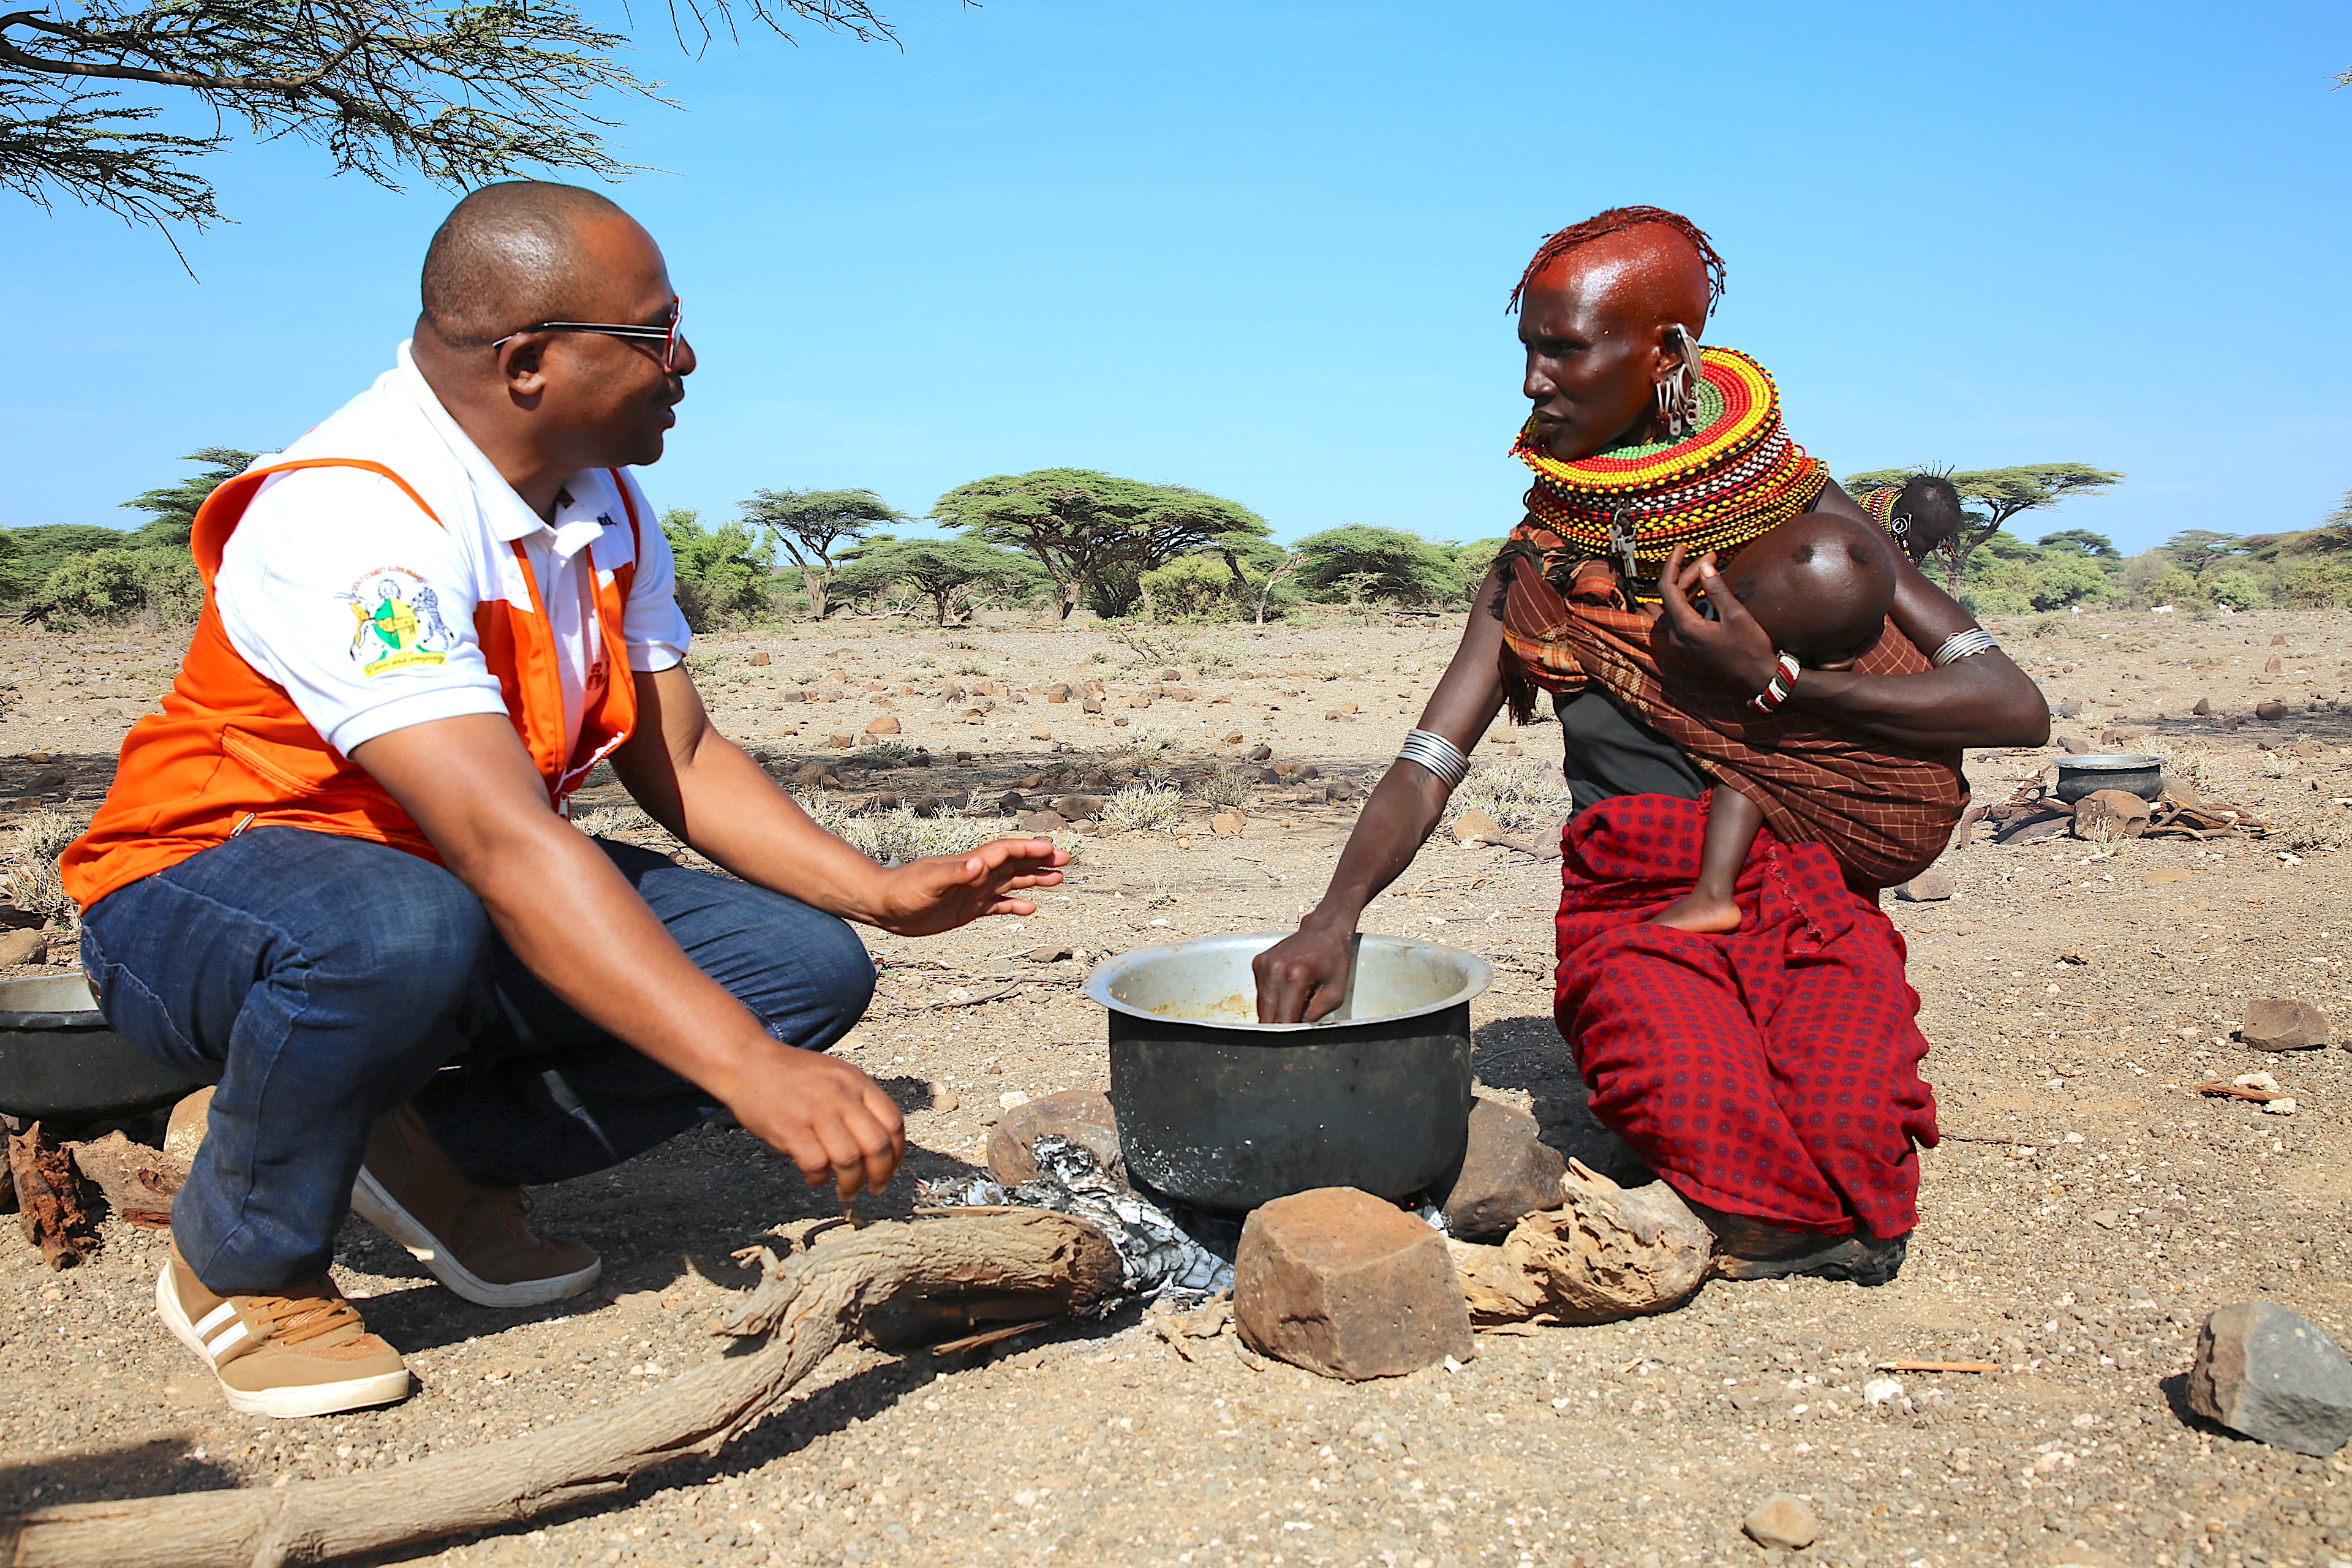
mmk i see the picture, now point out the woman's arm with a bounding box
[1253,565,1511,1023]
[1655,537,2051,751]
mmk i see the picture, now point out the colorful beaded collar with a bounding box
[1853,484,1904,535]
[1510,345,1828,569]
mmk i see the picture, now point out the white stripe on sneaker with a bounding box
[205,1320,249,1360]
[193,1301,238,1338]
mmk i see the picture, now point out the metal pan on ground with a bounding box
[2054,753,2164,804]
[0,975,205,1122]
[1085,932,1490,1212]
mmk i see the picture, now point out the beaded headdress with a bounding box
[1510,345,1829,571]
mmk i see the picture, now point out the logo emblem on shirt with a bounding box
[340,568,456,677]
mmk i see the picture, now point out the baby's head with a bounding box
[1721,514,1898,668]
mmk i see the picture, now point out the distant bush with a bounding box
[1293,525,1467,607]
[660,508,786,630]
[2206,568,2266,612]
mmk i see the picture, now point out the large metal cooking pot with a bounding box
[0,974,205,1121]
[1084,932,1490,1211]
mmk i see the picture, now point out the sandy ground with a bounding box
[2,606,2351,1568]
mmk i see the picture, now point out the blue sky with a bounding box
[6,1,2348,554]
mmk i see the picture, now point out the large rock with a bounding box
[165,1086,214,1162]
[987,1090,1124,1188]
[1437,1096,1566,1241]
[2187,1302,2352,1455]
[0,928,44,965]
[864,714,902,736]
[1895,872,1954,902]
[2071,789,2150,842]
[1743,1494,1820,1550]
[2241,998,2330,1052]
[1234,1188,1474,1380]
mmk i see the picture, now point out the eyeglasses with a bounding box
[491,298,685,371]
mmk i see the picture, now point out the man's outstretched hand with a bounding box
[1654,545,1779,692]
[727,1047,907,1200]
[867,837,1070,937]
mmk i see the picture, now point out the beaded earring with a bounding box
[1654,324,1703,439]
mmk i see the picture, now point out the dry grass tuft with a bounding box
[1445,758,1572,832]
[802,800,1079,865]
[2,812,80,924]
[1100,786,1186,833]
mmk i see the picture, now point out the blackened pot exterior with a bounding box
[1106,1004,1474,1210]
[0,975,205,1121]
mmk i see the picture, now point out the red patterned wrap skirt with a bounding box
[1553,793,1939,1239]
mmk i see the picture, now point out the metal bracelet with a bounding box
[1931,627,2000,666]
[1396,728,1471,790]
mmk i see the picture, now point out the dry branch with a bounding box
[7,1122,97,1268]
[1447,1161,1711,1327]
[0,1209,1120,1568]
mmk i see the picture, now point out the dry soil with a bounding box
[2,606,2350,1568]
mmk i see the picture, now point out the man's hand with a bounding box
[357,713,913,1200]
[1253,918,1355,1024]
[865,838,1070,937]
[719,1047,906,1200]
[1654,544,1779,692]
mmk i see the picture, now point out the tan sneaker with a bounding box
[350,1104,601,1308]
[157,1245,410,1419]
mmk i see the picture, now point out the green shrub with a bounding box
[2135,565,2204,609]
[660,508,783,631]
[2280,559,2352,609]
[2206,568,2267,611]
[1137,555,1255,621]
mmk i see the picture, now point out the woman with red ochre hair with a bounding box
[1256,208,2048,1283]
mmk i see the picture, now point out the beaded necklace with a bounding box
[1511,345,1828,571]
[1853,485,1904,536]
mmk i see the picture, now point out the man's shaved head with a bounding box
[1510,206,1725,334]
[418,181,638,347]
[1722,513,1898,668]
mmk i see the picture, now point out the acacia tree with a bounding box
[1845,464,2123,595]
[2159,529,2245,577]
[121,445,256,545]
[2301,488,2352,555]
[1292,524,1466,606]
[1,0,929,235]
[737,486,902,620]
[929,468,1271,622]
[832,537,1043,626]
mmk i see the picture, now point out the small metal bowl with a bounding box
[2054,753,2164,804]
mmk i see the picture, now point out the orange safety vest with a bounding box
[62,459,642,911]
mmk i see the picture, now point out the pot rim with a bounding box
[1084,930,1493,1033]
[2056,753,2162,772]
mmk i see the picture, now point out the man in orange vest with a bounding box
[64,183,1068,1419]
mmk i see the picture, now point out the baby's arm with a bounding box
[1647,787,1763,933]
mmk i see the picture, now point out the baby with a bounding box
[1646,518,1902,933]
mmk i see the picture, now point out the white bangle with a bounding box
[1396,729,1471,790]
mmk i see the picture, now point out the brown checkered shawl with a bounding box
[1497,526,1967,889]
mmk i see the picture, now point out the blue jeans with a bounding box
[81,826,875,1295]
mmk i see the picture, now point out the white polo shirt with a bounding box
[214,342,693,760]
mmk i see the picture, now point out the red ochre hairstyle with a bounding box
[1507,205,1728,315]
